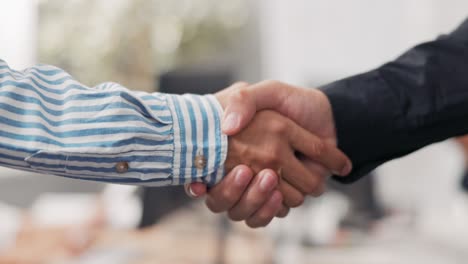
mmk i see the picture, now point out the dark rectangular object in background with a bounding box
[159,68,232,94]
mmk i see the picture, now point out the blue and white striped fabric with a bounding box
[0,59,227,186]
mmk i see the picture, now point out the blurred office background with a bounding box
[1,0,468,263]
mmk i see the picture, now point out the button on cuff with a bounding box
[194,155,206,169]
[115,161,129,173]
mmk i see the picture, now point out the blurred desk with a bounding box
[0,203,273,264]
[93,209,272,264]
[4,201,468,264]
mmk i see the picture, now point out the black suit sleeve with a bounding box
[321,18,468,184]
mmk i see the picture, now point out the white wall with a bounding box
[258,0,468,85]
[0,0,37,69]
[257,1,468,212]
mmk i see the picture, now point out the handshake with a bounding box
[185,81,352,228]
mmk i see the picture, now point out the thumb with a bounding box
[221,81,292,135]
[222,99,256,136]
[185,183,208,198]
[220,83,257,135]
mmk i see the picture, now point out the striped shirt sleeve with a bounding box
[0,59,227,186]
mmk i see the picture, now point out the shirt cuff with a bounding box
[321,70,400,184]
[166,94,227,186]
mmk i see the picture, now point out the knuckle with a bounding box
[246,219,264,229]
[245,221,257,228]
[303,184,316,195]
[270,142,284,156]
[254,148,281,169]
[303,177,319,195]
[219,189,238,205]
[205,199,223,214]
[264,151,282,167]
[310,140,325,157]
[277,208,290,218]
[269,119,288,135]
[234,86,250,101]
[227,210,245,222]
[288,195,305,208]
[310,184,326,197]
[256,212,273,224]
[245,196,265,211]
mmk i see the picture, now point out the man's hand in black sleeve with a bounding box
[322,17,468,183]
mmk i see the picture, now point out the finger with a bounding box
[185,183,207,198]
[277,178,305,208]
[301,159,328,197]
[282,154,324,196]
[276,205,290,218]
[245,190,283,228]
[313,183,326,197]
[300,156,332,178]
[289,125,352,176]
[221,82,255,135]
[205,165,253,213]
[227,169,279,221]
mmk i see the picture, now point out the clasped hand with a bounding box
[186,81,352,228]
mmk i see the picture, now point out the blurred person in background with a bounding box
[189,17,468,227]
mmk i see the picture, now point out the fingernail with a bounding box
[222,113,240,132]
[188,186,198,197]
[234,168,248,186]
[259,172,276,192]
[340,162,353,176]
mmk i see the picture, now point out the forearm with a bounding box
[0,60,227,186]
[322,18,468,183]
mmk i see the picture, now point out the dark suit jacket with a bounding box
[321,18,468,184]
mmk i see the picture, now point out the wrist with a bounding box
[214,87,232,111]
[311,89,338,146]
[166,94,228,185]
